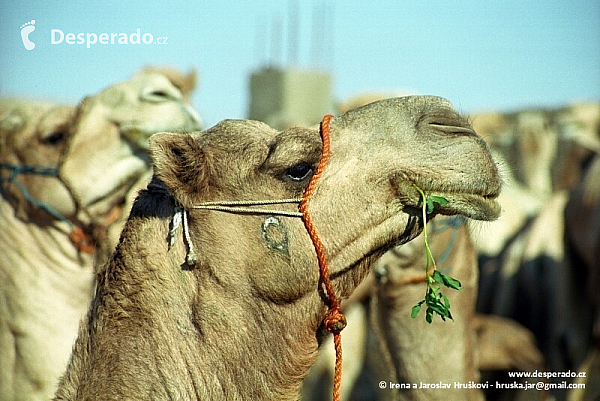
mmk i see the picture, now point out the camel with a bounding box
[302,215,484,401]
[57,68,202,256]
[564,154,600,401]
[372,216,484,401]
[141,66,199,103]
[369,216,543,401]
[0,68,201,401]
[468,102,600,256]
[470,102,600,199]
[565,154,600,339]
[301,216,544,401]
[472,102,600,400]
[54,96,501,400]
[475,190,593,401]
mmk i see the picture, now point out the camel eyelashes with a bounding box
[285,162,313,182]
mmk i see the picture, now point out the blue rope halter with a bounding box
[0,161,103,254]
[0,163,71,225]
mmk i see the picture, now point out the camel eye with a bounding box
[140,86,180,103]
[285,163,313,182]
[150,90,169,99]
[42,131,67,146]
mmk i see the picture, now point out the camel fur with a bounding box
[0,68,201,401]
[54,96,501,400]
[371,216,483,401]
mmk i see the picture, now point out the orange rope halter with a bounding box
[299,114,346,401]
[176,115,347,399]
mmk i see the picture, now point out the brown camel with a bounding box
[54,96,501,400]
[0,68,201,401]
[370,215,543,401]
[373,216,482,401]
[301,217,544,401]
[469,102,600,257]
[302,215,484,401]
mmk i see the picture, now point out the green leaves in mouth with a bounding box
[411,184,461,324]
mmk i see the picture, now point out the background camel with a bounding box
[302,216,543,401]
[564,155,600,401]
[371,216,486,401]
[469,102,600,258]
[0,67,201,401]
[54,96,501,400]
[471,102,600,401]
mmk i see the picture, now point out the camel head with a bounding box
[150,96,501,308]
[53,96,501,400]
[1,99,76,222]
[59,69,202,222]
[1,69,202,232]
[141,66,199,103]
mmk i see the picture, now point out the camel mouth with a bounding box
[399,179,502,222]
[82,156,148,214]
[428,191,501,221]
[120,126,154,152]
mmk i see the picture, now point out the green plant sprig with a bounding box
[410,184,462,324]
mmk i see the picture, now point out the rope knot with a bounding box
[324,307,347,334]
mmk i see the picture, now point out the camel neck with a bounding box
[0,198,94,296]
[68,192,321,400]
[0,198,95,401]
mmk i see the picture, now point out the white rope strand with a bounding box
[182,208,198,266]
[193,205,303,217]
[169,206,183,250]
[170,198,304,266]
[194,198,302,206]
[192,198,303,217]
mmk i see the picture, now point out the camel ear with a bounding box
[179,69,198,98]
[149,132,208,208]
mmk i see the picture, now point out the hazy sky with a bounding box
[2,0,599,127]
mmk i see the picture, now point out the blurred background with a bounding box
[1,1,600,401]
[1,0,599,127]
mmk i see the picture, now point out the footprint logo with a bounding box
[20,20,36,50]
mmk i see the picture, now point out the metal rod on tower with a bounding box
[271,13,283,67]
[326,0,335,71]
[310,2,323,68]
[288,0,299,66]
[255,19,267,68]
